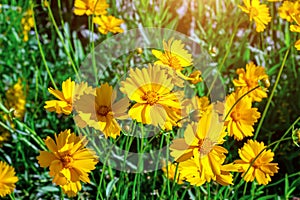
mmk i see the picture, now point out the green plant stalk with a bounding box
[254,47,290,140]
[88,15,98,84]
[14,120,47,151]
[152,133,167,195]
[9,193,16,200]
[31,3,58,90]
[207,27,237,96]
[46,4,80,80]
[206,182,211,199]
[57,0,76,59]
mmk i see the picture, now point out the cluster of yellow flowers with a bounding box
[279,1,300,50]
[239,0,300,50]
[21,9,34,42]
[154,40,279,186]
[42,38,279,195]
[0,79,26,197]
[74,0,124,35]
[0,79,26,147]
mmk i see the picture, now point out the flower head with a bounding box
[152,38,193,71]
[182,96,212,122]
[235,140,279,185]
[290,14,300,51]
[233,62,269,102]
[44,78,94,115]
[239,0,271,32]
[36,129,98,192]
[278,1,300,22]
[223,90,261,141]
[75,83,129,138]
[93,15,124,35]
[74,0,108,16]
[0,161,18,197]
[215,164,240,186]
[0,130,10,147]
[170,110,226,163]
[188,70,203,84]
[120,64,183,130]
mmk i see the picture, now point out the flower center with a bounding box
[231,111,241,121]
[199,138,214,156]
[98,105,110,116]
[250,7,259,18]
[142,91,159,105]
[168,56,181,70]
[61,155,73,168]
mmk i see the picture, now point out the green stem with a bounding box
[253,47,290,140]
[207,27,237,96]
[46,4,80,80]
[206,182,211,199]
[57,0,76,61]
[89,15,98,84]
[31,3,57,90]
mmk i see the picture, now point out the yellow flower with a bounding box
[36,130,98,190]
[45,78,75,115]
[73,0,108,16]
[182,96,211,122]
[278,1,300,22]
[223,90,261,141]
[170,111,228,183]
[74,83,129,138]
[161,161,184,184]
[188,70,203,84]
[120,64,183,129]
[235,140,279,185]
[44,78,94,115]
[0,130,10,147]
[170,110,227,164]
[5,79,26,119]
[93,15,124,35]
[0,161,18,197]
[290,14,300,51]
[233,61,269,102]
[152,38,193,71]
[239,0,271,32]
[215,164,240,186]
[177,154,236,186]
[61,181,82,198]
[21,9,34,42]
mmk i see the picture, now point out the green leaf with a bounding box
[106,177,119,198]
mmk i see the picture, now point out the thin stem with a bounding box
[207,27,237,96]
[31,3,57,90]
[46,4,80,80]
[253,47,290,140]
